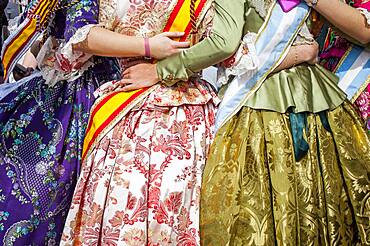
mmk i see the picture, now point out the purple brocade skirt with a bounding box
[0,58,120,245]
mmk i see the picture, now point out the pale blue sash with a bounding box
[215,2,310,131]
[336,45,370,102]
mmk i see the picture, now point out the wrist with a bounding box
[300,45,315,63]
[305,0,319,7]
[144,37,151,59]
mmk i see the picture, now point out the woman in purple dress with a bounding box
[0,0,186,244]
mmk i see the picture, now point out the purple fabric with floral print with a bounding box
[0,0,120,245]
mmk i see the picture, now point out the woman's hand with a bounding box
[119,63,159,91]
[100,63,159,93]
[149,32,190,59]
[301,41,319,65]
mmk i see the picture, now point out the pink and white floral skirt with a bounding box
[61,83,217,246]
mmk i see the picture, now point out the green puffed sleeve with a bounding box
[156,0,246,86]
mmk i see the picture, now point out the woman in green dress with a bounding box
[115,0,370,245]
[198,1,370,245]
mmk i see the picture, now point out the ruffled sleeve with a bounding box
[293,23,314,46]
[58,0,100,71]
[215,32,258,90]
[37,0,101,85]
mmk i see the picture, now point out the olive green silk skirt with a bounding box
[200,65,370,246]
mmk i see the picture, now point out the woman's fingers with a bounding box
[160,31,185,38]
[169,48,187,55]
[120,81,148,91]
[121,84,140,91]
[121,68,130,78]
[172,40,190,48]
[122,73,130,79]
[116,79,145,91]
[122,68,130,75]
[116,79,132,87]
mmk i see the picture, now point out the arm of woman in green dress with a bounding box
[119,0,320,91]
[116,0,246,91]
[305,0,370,45]
[119,38,321,91]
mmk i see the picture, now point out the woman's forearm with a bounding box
[22,51,38,69]
[312,0,370,44]
[273,43,318,72]
[73,27,145,57]
[156,0,245,84]
[273,46,301,73]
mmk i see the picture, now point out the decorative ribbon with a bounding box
[1,0,60,81]
[215,3,310,131]
[335,45,370,102]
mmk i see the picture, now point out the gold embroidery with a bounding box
[201,102,370,245]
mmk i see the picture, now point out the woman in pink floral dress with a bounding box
[61,0,244,245]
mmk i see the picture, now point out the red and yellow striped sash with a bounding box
[82,0,209,161]
[163,0,208,41]
[1,0,60,80]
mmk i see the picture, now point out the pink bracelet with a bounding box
[144,37,151,59]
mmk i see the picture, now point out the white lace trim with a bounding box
[60,24,98,65]
[293,23,315,45]
[216,32,259,89]
[36,24,98,86]
[359,8,370,25]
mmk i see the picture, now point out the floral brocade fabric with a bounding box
[0,0,121,244]
[354,88,370,132]
[60,0,218,245]
[200,102,370,245]
[61,92,216,245]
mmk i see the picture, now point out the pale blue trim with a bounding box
[0,72,42,100]
[336,46,363,76]
[336,45,370,100]
[346,58,370,99]
[215,3,309,131]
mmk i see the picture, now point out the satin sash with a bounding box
[82,0,211,161]
[1,0,60,81]
[215,3,310,131]
[335,45,370,102]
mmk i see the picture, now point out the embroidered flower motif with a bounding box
[0,211,10,221]
[165,192,183,214]
[6,170,15,178]
[55,165,66,177]
[269,119,283,135]
[122,228,146,246]
[35,161,50,175]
